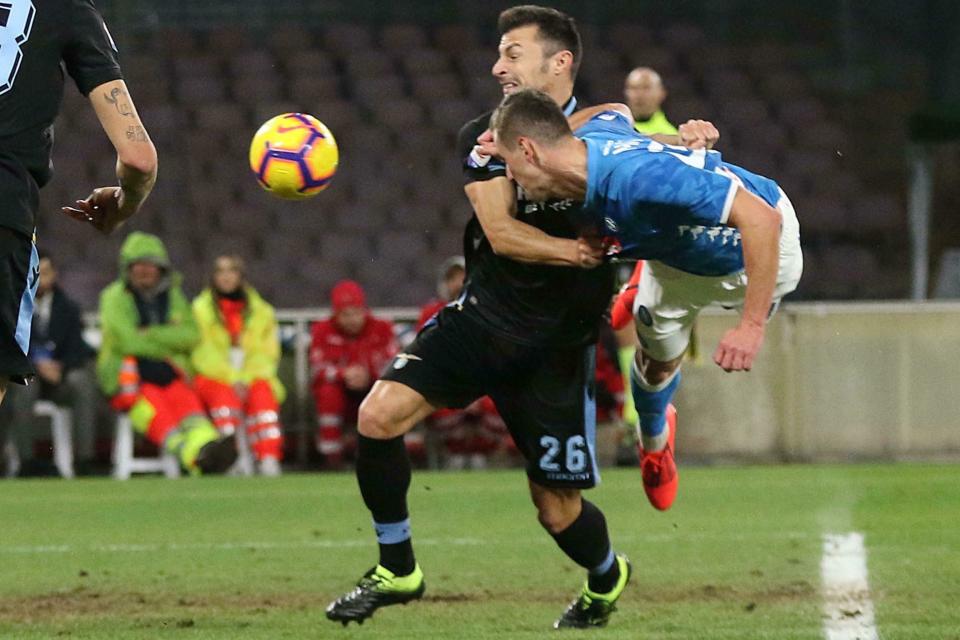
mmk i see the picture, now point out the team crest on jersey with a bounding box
[392,353,423,370]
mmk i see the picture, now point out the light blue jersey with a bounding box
[576,111,782,276]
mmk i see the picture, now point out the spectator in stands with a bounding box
[416,257,510,469]
[0,255,99,476]
[97,232,236,475]
[310,280,397,469]
[624,66,678,136]
[417,256,467,328]
[619,67,688,461]
[192,255,285,476]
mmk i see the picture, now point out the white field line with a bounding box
[0,530,816,556]
[0,537,485,555]
[821,533,879,640]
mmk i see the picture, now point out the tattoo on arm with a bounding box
[125,125,147,142]
[104,87,133,116]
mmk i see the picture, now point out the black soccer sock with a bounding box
[356,434,416,576]
[550,499,621,594]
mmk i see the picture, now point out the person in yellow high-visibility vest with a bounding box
[617,67,697,432]
[624,66,678,136]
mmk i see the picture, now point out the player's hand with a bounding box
[35,359,64,385]
[61,186,127,234]
[575,236,604,269]
[343,365,371,391]
[678,119,720,150]
[475,129,499,158]
[713,321,764,372]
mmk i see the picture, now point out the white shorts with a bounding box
[631,189,803,361]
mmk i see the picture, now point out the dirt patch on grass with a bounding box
[0,588,326,624]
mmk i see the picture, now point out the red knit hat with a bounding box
[331,279,367,312]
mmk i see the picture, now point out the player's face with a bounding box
[37,258,56,297]
[624,72,666,119]
[443,267,465,301]
[128,261,163,292]
[497,136,556,202]
[335,306,366,336]
[492,25,555,96]
[212,257,242,294]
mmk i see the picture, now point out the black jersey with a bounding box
[0,0,122,235]
[456,99,616,348]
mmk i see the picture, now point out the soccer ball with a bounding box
[248,112,339,200]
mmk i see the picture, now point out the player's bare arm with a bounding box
[464,177,601,268]
[62,79,157,234]
[714,188,782,372]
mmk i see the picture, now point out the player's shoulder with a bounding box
[457,110,494,147]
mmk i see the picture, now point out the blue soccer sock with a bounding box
[630,360,681,452]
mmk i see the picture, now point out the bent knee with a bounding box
[357,398,398,439]
[636,351,683,386]
[534,491,582,534]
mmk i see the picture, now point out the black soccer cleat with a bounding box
[326,564,426,626]
[195,434,238,474]
[554,555,632,629]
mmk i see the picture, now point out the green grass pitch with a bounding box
[0,464,957,639]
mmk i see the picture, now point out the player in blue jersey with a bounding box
[488,89,802,511]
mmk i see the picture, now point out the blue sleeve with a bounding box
[576,111,638,141]
[624,154,740,226]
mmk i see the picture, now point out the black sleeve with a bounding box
[62,0,123,96]
[456,113,508,185]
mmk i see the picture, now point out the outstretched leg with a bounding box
[529,481,631,629]
[325,380,437,626]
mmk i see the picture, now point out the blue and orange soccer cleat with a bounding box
[638,403,678,511]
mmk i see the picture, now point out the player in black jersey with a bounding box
[327,7,631,630]
[0,0,157,405]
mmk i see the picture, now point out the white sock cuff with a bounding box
[631,359,681,393]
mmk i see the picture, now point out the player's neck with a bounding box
[547,138,588,200]
[545,84,574,110]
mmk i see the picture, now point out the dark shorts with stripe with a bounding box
[381,305,600,489]
[0,227,38,385]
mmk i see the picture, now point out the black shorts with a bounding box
[382,306,600,489]
[0,227,38,385]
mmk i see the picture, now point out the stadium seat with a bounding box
[266,25,316,52]
[207,26,250,53]
[322,23,374,56]
[411,74,464,101]
[285,50,337,77]
[433,24,480,54]
[112,414,181,480]
[289,76,343,104]
[381,24,428,51]
[345,50,396,78]
[608,23,656,53]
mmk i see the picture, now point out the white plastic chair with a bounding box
[112,414,181,480]
[33,401,75,479]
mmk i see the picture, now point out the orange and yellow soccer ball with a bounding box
[248,113,338,200]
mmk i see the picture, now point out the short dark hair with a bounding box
[498,5,582,78]
[491,88,572,150]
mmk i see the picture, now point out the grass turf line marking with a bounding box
[0,538,484,555]
[821,532,879,640]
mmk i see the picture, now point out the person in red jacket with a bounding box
[310,280,398,468]
[415,257,510,469]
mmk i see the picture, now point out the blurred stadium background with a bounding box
[3,2,959,638]
[42,0,960,307]
[25,0,960,466]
